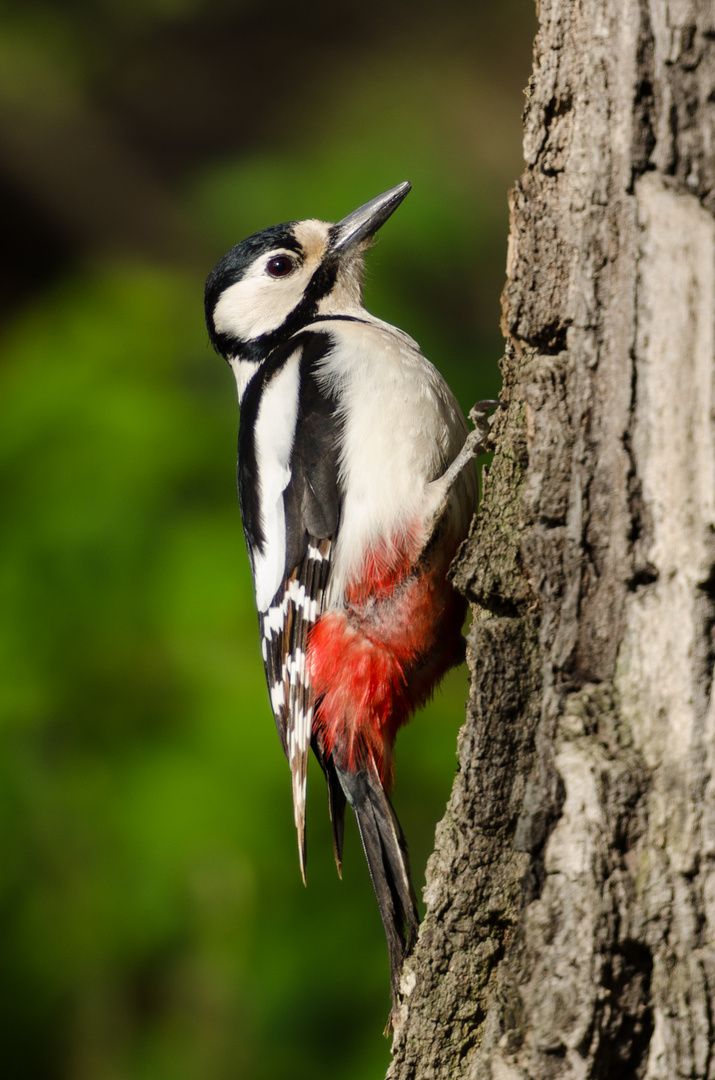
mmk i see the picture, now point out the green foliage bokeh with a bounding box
[0,3,534,1076]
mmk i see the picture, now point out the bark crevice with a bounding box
[388,2,715,1077]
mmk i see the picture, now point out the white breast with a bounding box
[315,318,471,604]
[251,348,301,611]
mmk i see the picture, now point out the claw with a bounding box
[424,398,504,554]
[438,400,503,494]
[469,398,504,444]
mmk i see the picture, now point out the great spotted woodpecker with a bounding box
[205,182,486,1012]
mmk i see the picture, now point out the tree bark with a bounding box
[388,1,715,1077]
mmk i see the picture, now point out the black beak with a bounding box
[331,182,411,254]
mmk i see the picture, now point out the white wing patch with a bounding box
[252,349,302,611]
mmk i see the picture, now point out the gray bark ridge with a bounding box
[388,2,715,1078]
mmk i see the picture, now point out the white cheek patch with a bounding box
[213,263,312,341]
[252,349,302,610]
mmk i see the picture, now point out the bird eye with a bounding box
[266,255,295,278]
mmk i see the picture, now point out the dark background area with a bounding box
[0,2,535,1077]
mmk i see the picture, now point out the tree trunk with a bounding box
[388,1,715,1077]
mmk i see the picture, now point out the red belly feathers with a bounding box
[309,528,465,786]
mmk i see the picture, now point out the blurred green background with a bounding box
[0,2,535,1077]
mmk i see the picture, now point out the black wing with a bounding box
[238,329,344,878]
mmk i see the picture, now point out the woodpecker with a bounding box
[205,182,486,1013]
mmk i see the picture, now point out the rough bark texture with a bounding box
[388,1,715,1077]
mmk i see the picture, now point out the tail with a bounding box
[312,732,347,875]
[335,760,420,1013]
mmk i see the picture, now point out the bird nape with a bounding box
[204,182,486,1023]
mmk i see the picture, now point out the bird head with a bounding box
[204,182,411,369]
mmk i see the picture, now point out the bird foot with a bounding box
[436,399,504,496]
[467,398,504,457]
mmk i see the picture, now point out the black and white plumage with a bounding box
[205,183,483,1014]
[233,328,342,876]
